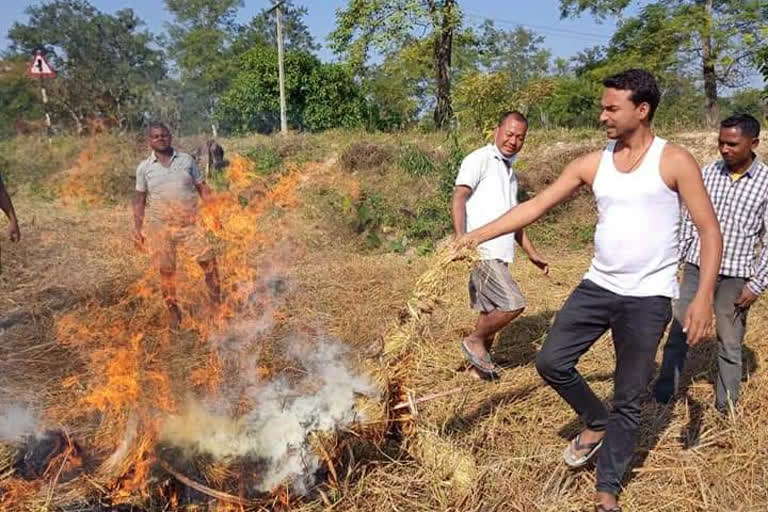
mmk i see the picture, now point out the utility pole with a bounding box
[268,0,288,135]
[276,1,288,135]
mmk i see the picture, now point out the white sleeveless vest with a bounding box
[584,136,680,298]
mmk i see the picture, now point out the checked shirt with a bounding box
[680,156,768,294]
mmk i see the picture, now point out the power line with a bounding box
[464,11,614,43]
[465,11,614,39]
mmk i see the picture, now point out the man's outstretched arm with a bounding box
[466,152,597,245]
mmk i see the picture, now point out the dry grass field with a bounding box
[0,129,766,511]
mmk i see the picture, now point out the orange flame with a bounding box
[41,151,307,507]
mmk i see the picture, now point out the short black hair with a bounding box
[602,69,661,122]
[147,121,170,135]
[498,110,528,127]
[721,113,760,138]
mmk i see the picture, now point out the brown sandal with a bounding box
[595,505,622,512]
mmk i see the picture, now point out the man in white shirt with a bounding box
[452,111,548,379]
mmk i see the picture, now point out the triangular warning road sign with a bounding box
[27,51,57,79]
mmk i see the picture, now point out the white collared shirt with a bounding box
[455,144,519,262]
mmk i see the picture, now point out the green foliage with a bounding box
[165,0,242,28]
[216,46,318,133]
[539,76,601,128]
[398,145,435,176]
[163,0,243,131]
[331,137,468,253]
[356,193,392,233]
[217,48,367,134]
[363,40,432,131]
[330,0,460,127]
[406,196,451,241]
[652,77,707,128]
[303,64,367,132]
[244,146,283,175]
[455,20,551,84]
[759,18,768,98]
[7,0,166,131]
[453,72,557,132]
[722,89,767,121]
[330,0,435,67]
[560,0,767,122]
[0,60,42,138]
[235,0,317,53]
[593,3,686,78]
[453,72,516,132]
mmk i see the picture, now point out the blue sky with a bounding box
[1,0,625,61]
[1,0,761,89]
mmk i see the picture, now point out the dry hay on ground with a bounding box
[3,132,768,511]
[346,241,768,511]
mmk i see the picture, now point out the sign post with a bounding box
[26,49,57,141]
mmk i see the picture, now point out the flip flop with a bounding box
[563,432,603,468]
[595,505,622,512]
[460,339,500,378]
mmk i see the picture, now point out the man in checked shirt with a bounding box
[654,113,766,415]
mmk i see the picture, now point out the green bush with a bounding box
[539,76,601,128]
[244,147,283,175]
[398,144,436,176]
[217,47,367,135]
[722,88,767,122]
[216,46,318,134]
[303,64,368,132]
[406,196,451,241]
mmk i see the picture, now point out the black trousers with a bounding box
[535,280,672,495]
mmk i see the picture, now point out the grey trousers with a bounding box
[654,263,748,412]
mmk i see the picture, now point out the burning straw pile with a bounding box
[0,153,383,510]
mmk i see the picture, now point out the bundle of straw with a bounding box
[366,242,480,493]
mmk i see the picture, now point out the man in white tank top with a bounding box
[460,70,723,511]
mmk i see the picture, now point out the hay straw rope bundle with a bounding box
[366,243,480,493]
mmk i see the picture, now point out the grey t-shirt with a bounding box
[136,150,203,226]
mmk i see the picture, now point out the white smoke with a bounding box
[0,404,39,442]
[159,264,377,494]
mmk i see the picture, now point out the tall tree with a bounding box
[7,0,165,132]
[235,0,318,53]
[756,4,768,99]
[456,20,550,85]
[330,0,460,129]
[165,0,242,132]
[217,46,317,134]
[0,59,43,137]
[364,39,432,130]
[560,0,765,126]
[759,49,768,98]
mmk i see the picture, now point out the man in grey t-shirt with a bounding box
[134,122,221,329]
